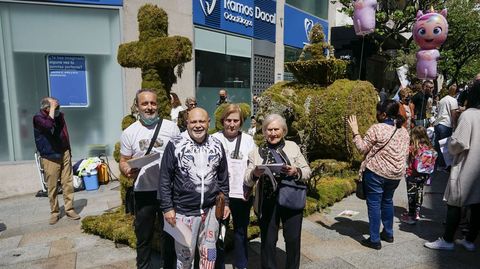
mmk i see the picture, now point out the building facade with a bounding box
[0,0,328,197]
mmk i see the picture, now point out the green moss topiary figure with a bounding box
[117,4,192,119]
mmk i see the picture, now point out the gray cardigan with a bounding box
[444,108,480,206]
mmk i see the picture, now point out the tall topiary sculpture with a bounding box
[82,4,192,249]
[117,4,192,118]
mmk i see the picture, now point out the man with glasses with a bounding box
[177,96,197,132]
[412,80,434,127]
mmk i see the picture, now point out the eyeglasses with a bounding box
[188,102,197,107]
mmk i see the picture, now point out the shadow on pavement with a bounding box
[316,216,369,243]
[0,222,6,232]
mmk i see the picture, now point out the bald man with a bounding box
[159,108,230,268]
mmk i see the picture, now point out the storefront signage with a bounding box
[284,5,329,49]
[34,0,122,6]
[194,0,276,42]
[47,55,89,107]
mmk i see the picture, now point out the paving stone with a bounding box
[0,242,50,266]
[302,257,356,269]
[75,239,135,269]
[18,224,81,247]
[301,238,366,262]
[0,235,22,250]
[49,237,75,257]
[85,258,136,269]
[39,252,76,269]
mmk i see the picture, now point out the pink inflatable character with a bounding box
[353,0,377,36]
[413,9,448,80]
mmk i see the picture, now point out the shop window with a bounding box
[0,3,122,161]
[286,0,329,20]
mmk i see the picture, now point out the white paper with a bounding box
[338,210,360,218]
[228,159,247,199]
[126,152,160,169]
[163,216,192,248]
[439,137,453,167]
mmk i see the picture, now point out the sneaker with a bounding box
[424,238,454,251]
[66,211,80,220]
[455,238,476,252]
[400,213,417,225]
[49,214,59,225]
[415,212,421,221]
[380,231,394,243]
[361,238,381,250]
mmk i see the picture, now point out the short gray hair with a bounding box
[135,88,157,105]
[262,113,288,137]
[40,97,58,110]
[185,96,196,104]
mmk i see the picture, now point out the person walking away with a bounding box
[159,108,230,269]
[433,84,459,170]
[347,100,410,250]
[119,89,179,269]
[244,113,311,269]
[424,79,480,252]
[212,104,256,269]
[33,97,80,225]
[400,126,437,224]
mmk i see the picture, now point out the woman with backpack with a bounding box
[400,126,437,224]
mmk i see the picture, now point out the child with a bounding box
[401,126,438,224]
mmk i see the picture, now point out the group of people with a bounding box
[347,77,480,251]
[119,88,310,269]
[33,75,478,268]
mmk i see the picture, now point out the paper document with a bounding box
[163,217,192,247]
[127,153,160,169]
[257,163,284,174]
[439,137,453,167]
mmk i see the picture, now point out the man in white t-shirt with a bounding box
[434,84,459,169]
[119,89,180,269]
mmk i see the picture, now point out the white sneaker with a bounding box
[424,238,454,250]
[455,238,476,251]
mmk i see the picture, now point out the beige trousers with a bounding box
[42,150,74,215]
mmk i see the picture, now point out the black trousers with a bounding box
[260,196,303,269]
[134,191,176,269]
[443,203,480,243]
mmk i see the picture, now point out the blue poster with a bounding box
[284,5,329,49]
[47,55,89,107]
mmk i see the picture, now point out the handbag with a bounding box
[277,179,307,210]
[124,119,163,215]
[215,192,225,221]
[356,127,398,200]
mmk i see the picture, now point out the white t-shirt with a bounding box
[434,95,458,128]
[212,131,255,199]
[121,120,180,191]
[170,106,184,124]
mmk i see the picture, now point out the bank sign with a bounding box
[193,0,276,42]
[284,5,329,49]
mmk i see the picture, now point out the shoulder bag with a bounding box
[276,147,307,210]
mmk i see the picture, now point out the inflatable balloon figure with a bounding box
[413,9,448,80]
[353,0,377,36]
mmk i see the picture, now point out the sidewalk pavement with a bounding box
[0,171,478,269]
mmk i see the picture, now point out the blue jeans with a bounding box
[434,124,452,168]
[363,170,400,243]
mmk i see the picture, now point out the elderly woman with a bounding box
[425,79,480,251]
[212,104,256,269]
[244,114,311,269]
[347,100,410,250]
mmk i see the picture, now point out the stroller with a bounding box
[34,151,84,197]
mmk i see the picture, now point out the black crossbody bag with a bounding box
[125,119,163,215]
